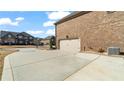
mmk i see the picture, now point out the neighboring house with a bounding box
[55,11,124,52]
[40,39,50,45]
[0,31,17,45]
[16,32,34,45]
[0,30,34,45]
[40,36,56,49]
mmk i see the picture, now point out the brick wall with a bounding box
[56,11,124,52]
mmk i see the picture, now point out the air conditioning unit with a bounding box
[107,47,120,55]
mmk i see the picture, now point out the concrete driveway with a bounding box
[2,48,99,81]
[2,48,124,81]
[65,53,124,81]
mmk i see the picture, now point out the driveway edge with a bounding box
[2,55,14,81]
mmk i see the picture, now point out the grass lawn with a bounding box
[0,45,36,48]
[0,45,50,50]
[0,48,16,80]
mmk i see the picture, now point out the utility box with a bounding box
[107,47,120,55]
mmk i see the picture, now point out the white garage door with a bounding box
[60,39,80,53]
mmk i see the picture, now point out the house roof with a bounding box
[0,30,18,38]
[54,11,91,25]
[18,32,34,38]
[0,30,34,38]
[45,36,54,39]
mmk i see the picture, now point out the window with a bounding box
[19,41,23,44]
[8,35,11,38]
[4,41,8,43]
[12,41,15,43]
[24,37,28,39]
[18,35,23,38]
[30,37,32,39]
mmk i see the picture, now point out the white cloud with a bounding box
[43,21,55,27]
[0,18,15,26]
[15,17,24,21]
[26,29,55,37]
[0,17,24,26]
[26,30,45,35]
[45,29,55,35]
[47,11,71,20]
[10,22,19,26]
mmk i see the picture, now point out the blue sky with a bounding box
[0,11,70,38]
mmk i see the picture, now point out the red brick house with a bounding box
[55,11,124,52]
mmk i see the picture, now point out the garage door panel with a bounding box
[60,39,80,53]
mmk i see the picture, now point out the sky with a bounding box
[0,11,71,38]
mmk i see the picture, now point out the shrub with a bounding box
[98,48,105,53]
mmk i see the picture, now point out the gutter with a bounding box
[54,11,92,25]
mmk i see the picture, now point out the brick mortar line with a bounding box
[63,55,101,81]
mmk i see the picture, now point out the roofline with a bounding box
[0,30,35,38]
[18,32,34,38]
[54,11,92,25]
[0,30,19,33]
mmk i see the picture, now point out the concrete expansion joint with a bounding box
[63,55,101,80]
